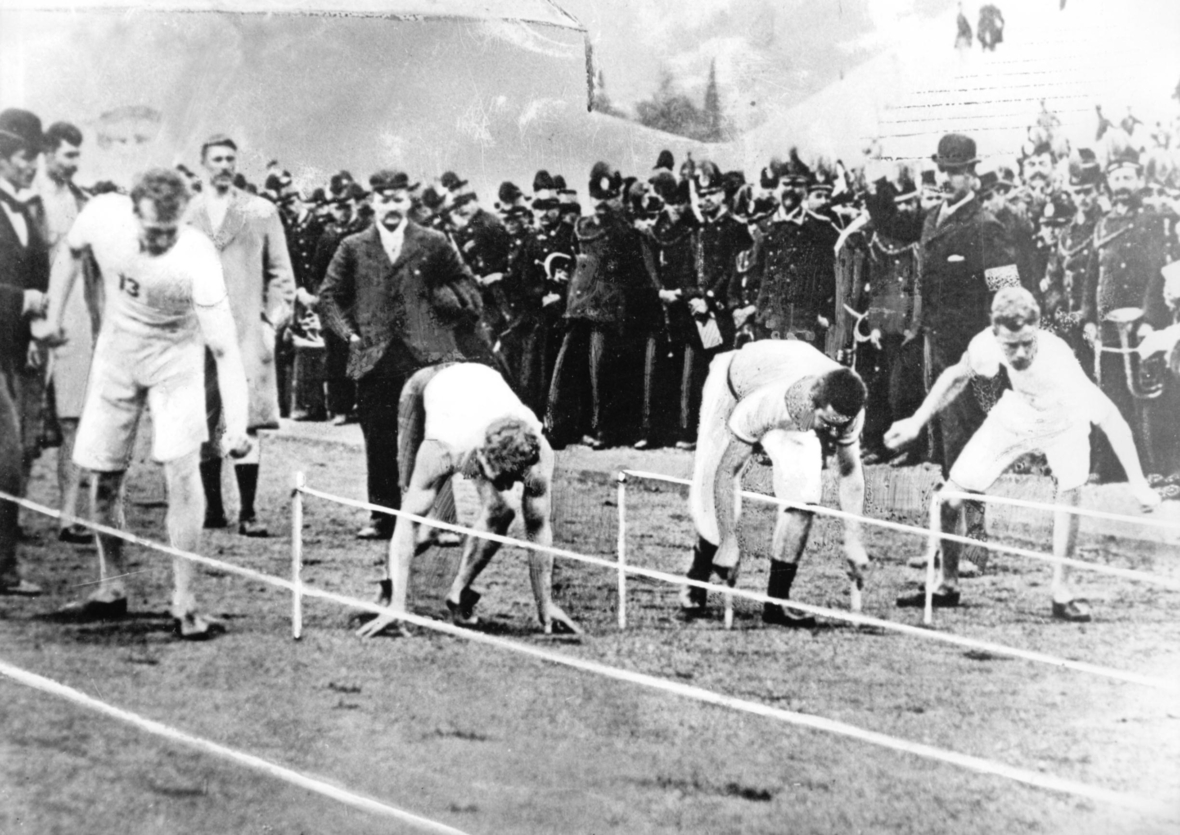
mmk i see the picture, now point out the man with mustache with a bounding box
[0,108,50,596]
[1083,147,1180,482]
[318,169,485,541]
[186,135,294,539]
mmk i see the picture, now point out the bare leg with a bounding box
[1050,486,1082,604]
[91,470,129,602]
[935,482,966,593]
[162,451,205,619]
[57,418,85,534]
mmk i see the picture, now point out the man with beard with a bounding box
[36,121,92,543]
[835,170,927,464]
[1042,151,1103,364]
[498,173,574,416]
[186,134,295,538]
[448,185,512,342]
[547,162,650,449]
[735,150,841,352]
[314,183,369,427]
[979,168,1040,300]
[899,133,1014,578]
[318,170,485,541]
[1084,148,1180,481]
[887,287,1160,621]
[675,162,753,446]
[279,181,328,422]
[0,108,50,596]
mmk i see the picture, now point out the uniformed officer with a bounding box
[1083,147,1180,480]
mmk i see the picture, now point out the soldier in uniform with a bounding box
[1041,153,1103,360]
[313,183,369,426]
[979,168,1040,300]
[547,162,650,449]
[1083,147,1180,481]
[278,177,328,421]
[736,150,841,352]
[835,172,926,463]
[500,173,575,417]
[448,184,513,342]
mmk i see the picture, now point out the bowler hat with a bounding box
[978,169,1014,197]
[370,169,419,194]
[932,133,979,170]
[420,185,445,210]
[439,171,467,192]
[0,108,43,151]
[533,170,555,193]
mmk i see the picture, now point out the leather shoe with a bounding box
[632,438,651,450]
[762,603,817,628]
[446,588,482,626]
[58,525,93,545]
[678,583,708,615]
[1051,599,1092,623]
[0,579,43,597]
[204,511,229,529]
[57,595,127,619]
[580,434,606,450]
[896,589,960,608]
[174,611,227,640]
[356,523,393,540]
[238,517,270,538]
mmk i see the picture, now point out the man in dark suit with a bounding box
[318,170,485,539]
[902,132,1015,582]
[0,108,50,596]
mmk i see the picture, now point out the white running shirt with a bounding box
[423,363,542,459]
[68,193,227,362]
[964,327,1109,435]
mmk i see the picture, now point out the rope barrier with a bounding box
[0,487,1173,819]
[619,471,1180,590]
[0,659,471,834]
[939,489,1180,534]
[295,485,1175,691]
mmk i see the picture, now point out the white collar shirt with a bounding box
[0,177,30,247]
[376,219,408,265]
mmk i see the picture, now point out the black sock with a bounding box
[687,538,718,581]
[767,561,798,602]
[199,459,223,518]
[235,464,259,521]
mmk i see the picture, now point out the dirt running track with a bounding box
[1,426,1179,834]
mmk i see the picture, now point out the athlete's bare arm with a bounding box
[884,354,973,450]
[1090,389,1162,509]
[833,439,869,607]
[195,297,250,457]
[31,246,83,344]
[521,439,580,634]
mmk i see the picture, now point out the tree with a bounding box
[633,68,729,143]
[592,69,626,118]
[702,59,723,142]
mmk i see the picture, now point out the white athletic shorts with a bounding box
[950,406,1091,493]
[74,342,208,471]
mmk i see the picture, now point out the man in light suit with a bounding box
[318,169,486,540]
[186,134,295,537]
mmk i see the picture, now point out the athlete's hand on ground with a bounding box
[223,432,252,459]
[884,418,920,451]
[1131,481,1163,511]
[355,609,409,639]
[541,602,582,635]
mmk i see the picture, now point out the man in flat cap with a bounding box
[318,169,487,541]
[0,108,50,595]
[186,134,295,538]
[1083,147,1180,482]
